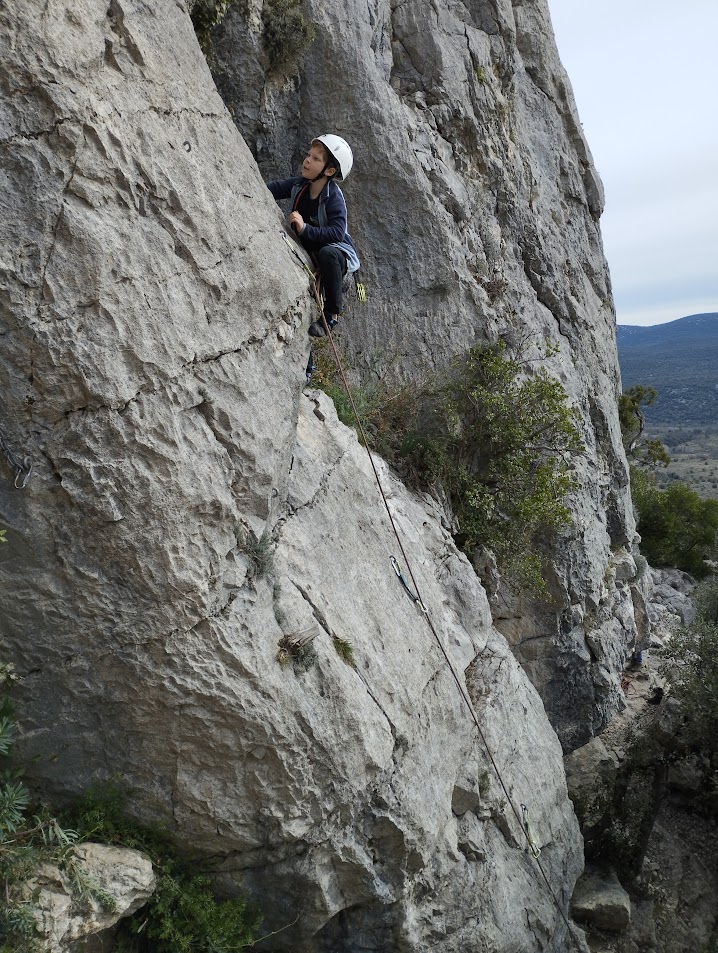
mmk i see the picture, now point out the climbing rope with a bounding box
[0,424,32,489]
[297,260,585,951]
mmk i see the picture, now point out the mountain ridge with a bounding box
[617,312,718,424]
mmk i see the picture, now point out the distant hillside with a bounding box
[617,313,718,424]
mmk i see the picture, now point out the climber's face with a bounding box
[301,144,336,181]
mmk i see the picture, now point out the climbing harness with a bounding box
[521,803,542,859]
[391,555,428,614]
[292,242,586,952]
[0,425,32,489]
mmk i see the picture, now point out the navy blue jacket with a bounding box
[267,176,360,272]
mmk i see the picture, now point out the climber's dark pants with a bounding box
[315,245,348,318]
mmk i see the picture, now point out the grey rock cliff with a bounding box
[0,0,634,949]
[24,843,155,953]
[211,0,638,750]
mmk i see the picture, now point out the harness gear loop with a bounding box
[521,803,542,859]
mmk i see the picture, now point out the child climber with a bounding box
[267,135,360,337]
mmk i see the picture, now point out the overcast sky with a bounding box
[546,0,718,326]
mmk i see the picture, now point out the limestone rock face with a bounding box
[211,0,638,749]
[571,868,631,932]
[1,1,613,950]
[25,843,155,953]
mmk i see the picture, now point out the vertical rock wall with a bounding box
[211,0,639,749]
[0,0,655,948]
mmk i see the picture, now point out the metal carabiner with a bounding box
[14,458,32,489]
[391,556,428,613]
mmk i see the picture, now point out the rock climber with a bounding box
[267,134,360,337]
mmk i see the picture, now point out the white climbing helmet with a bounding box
[312,134,353,180]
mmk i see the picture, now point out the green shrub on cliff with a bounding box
[190,0,234,53]
[315,338,584,592]
[262,0,316,70]
[406,340,584,589]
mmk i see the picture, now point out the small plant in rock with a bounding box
[310,337,424,459]
[262,0,316,71]
[239,529,274,580]
[332,636,354,667]
[277,636,317,672]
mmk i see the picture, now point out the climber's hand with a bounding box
[288,211,305,234]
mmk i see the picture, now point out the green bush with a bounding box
[118,874,258,953]
[631,467,718,577]
[64,785,262,953]
[663,579,718,761]
[262,0,316,70]
[315,338,584,592]
[408,341,583,590]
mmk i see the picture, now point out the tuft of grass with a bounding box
[239,529,274,580]
[332,636,354,667]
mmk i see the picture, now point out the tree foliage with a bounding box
[663,578,718,760]
[408,340,584,589]
[619,384,670,468]
[631,467,718,577]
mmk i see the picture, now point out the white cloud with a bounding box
[547,0,718,326]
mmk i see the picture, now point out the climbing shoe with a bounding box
[308,316,338,337]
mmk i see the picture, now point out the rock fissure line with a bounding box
[0,116,72,146]
[39,130,86,304]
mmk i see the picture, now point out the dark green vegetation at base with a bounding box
[63,786,261,953]
[617,313,718,426]
[663,578,718,762]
